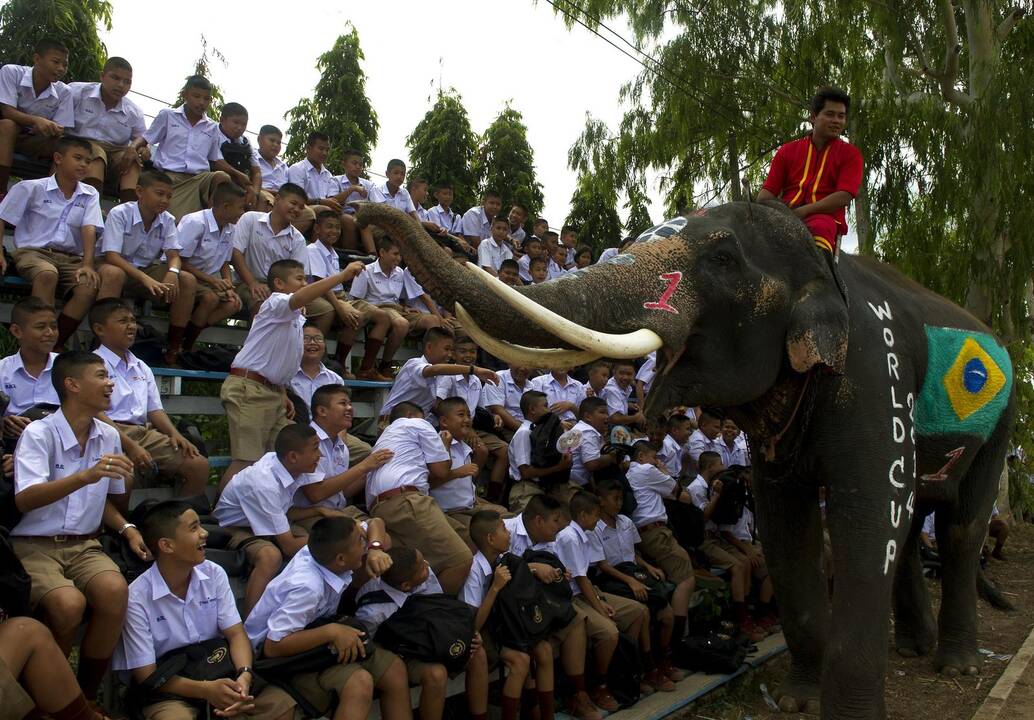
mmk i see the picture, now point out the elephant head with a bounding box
[355,201,848,420]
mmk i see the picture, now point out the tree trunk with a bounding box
[727,131,742,201]
[855,175,874,256]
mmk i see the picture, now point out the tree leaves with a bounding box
[0,0,112,82]
[475,104,544,228]
[407,89,479,212]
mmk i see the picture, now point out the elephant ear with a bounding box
[785,279,849,374]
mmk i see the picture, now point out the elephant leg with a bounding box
[934,438,1006,676]
[752,479,827,714]
[893,512,936,657]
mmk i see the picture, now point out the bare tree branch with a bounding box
[998,7,1026,42]
[937,0,974,108]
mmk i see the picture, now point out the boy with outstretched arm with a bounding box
[379,326,499,421]
[90,298,209,496]
[99,170,198,365]
[507,390,573,513]
[556,491,660,707]
[245,516,412,720]
[10,350,148,701]
[219,258,363,484]
[115,501,296,720]
[355,547,489,720]
[364,402,473,593]
[502,495,600,720]
[130,75,232,221]
[595,477,688,684]
[0,297,59,439]
[463,510,555,720]
[177,182,249,350]
[0,136,121,349]
[0,38,74,196]
[306,209,394,380]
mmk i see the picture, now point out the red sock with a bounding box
[166,324,186,355]
[336,343,353,366]
[501,695,521,720]
[569,674,586,692]
[76,655,110,701]
[56,313,81,349]
[0,166,11,194]
[360,337,383,370]
[537,690,555,720]
[183,322,204,352]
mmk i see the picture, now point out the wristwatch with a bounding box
[236,666,253,677]
[118,522,136,536]
[368,540,385,551]
[168,266,181,275]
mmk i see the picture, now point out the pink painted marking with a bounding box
[643,271,683,314]
[920,446,966,483]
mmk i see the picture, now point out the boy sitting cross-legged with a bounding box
[433,396,510,546]
[219,257,360,484]
[245,516,413,720]
[115,501,296,720]
[98,170,199,365]
[556,491,659,707]
[90,299,209,497]
[355,547,489,720]
[176,182,249,352]
[463,511,555,720]
[364,402,473,594]
[0,136,122,349]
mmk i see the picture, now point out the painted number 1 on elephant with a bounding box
[644,271,683,314]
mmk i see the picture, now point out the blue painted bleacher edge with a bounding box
[152,367,393,388]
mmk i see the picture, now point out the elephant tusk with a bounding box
[455,303,601,369]
[462,262,664,359]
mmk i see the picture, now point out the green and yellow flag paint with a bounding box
[916,326,1012,440]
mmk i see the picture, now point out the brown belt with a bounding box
[637,521,667,533]
[18,532,100,543]
[374,486,421,507]
[229,367,283,391]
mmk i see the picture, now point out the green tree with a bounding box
[284,25,379,170]
[623,183,653,239]
[475,104,544,222]
[170,36,226,121]
[406,89,479,211]
[0,0,112,82]
[566,171,623,254]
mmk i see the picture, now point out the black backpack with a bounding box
[220,137,254,174]
[522,549,574,605]
[529,412,568,487]
[491,553,576,651]
[129,322,165,367]
[673,631,749,675]
[0,527,31,621]
[664,497,706,550]
[361,592,476,674]
[593,561,676,613]
[606,634,643,707]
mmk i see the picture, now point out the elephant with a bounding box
[354,201,1015,720]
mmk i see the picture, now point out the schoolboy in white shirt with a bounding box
[687,408,724,464]
[245,517,411,720]
[10,351,146,701]
[426,182,464,238]
[253,124,287,209]
[0,136,118,349]
[659,414,693,480]
[634,351,657,408]
[564,398,621,493]
[177,183,249,350]
[461,190,503,247]
[482,364,530,436]
[372,159,417,215]
[718,417,751,467]
[599,359,646,429]
[286,132,342,210]
[507,391,573,513]
[476,215,514,276]
[530,368,586,423]
[0,39,74,194]
[116,501,296,720]
[334,148,378,253]
[291,324,345,407]
[219,258,361,485]
[583,360,610,400]
[0,298,59,438]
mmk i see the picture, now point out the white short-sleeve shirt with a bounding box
[517,254,533,283]
[402,268,434,313]
[435,373,482,417]
[599,377,632,417]
[556,521,604,595]
[144,106,222,175]
[287,160,341,201]
[256,154,288,191]
[177,209,235,276]
[636,353,657,394]
[507,420,533,482]
[290,363,344,412]
[688,475,717,531]
[628,461,676,527]
[0,176,103,254]
[718,436,750,468]
[231,292,305,387]
[67,82,146,145]
[477,239,513,272]
[232,211,308,281]
[348,260,404,306]
[102,202,181,268]
[214,452,323,536]
[565,420,602,486]
[379,356,434,418]
[11,409,125,536]
[461,206,491,239]
[335,175,378,206]
[504,514,556,557]
[94,345,163,425]
[594,515,640,566]
[659,434,687,479]
[306,241,342,292]
[719,506,754,543]
[461,551,494,608]
[427,205,462,234]
[430,438,476,511]
[371,182,416,213]
[364,417,450,506]
[245,545,352,647]
[114,561,239,671]
[0,65,73,127]
[293,422,351,510]
[688,429,722,463]
[0,351,59,415]
[529,373,586,422]
[354,570,443,635]
[481,369,527,423]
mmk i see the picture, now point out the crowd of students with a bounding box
[0,39,779,720]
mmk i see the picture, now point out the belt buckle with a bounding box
[54,535,68,543]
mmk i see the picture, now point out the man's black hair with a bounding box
[811,86,851,116]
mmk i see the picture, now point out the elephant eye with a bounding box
[711,250,735,266]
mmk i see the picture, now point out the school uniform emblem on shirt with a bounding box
[207,647,228,664]
[448,639,467,658]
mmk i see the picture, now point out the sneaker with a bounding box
[757,614,782,634]
[356,368,393,382]
[642,668,676,692]
[740,619,768,643]
[660,659,686,682]
[568,691,603,720]
[161,351,181,368]
[639,680,656,696]
[590,686,619,712]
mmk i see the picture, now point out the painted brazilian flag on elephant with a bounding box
[916,326,1012,440]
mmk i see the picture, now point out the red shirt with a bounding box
[761,135,863,234]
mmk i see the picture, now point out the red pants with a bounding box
[805,213,839,252]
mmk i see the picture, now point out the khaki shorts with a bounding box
[11,536,120,608]
[717,538,768,579]
[549,606,584,646]
[371,492,472,574]
[118,262,174,301]
[700,535,744,571]
[508,481,544,513]
[141,684,295,720]
[11,248,84,296]
[445,498,511,547]
[293,645,400,715]
[0,654,35,720]
[220,374,291,462]
[476,430,508,456]
[638,525,694,584]
[226,524,306,564]
[344,433,372,465]
[573,592,645,640]
[14,131,57,160]
[82,140,138,187]
[164,170,231,222]
[351,300,424,333]
[115,422,188,480]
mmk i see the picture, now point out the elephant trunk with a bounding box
[354,204,693,366]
